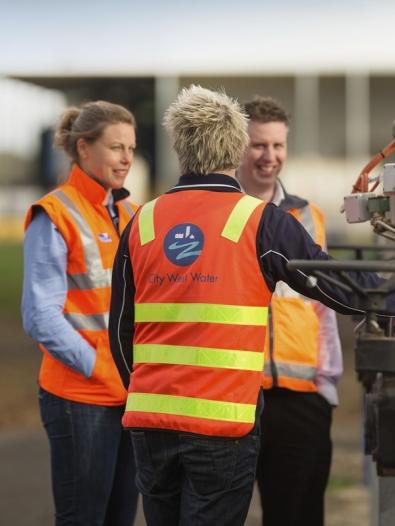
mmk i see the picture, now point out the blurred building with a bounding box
[2,1,395,242]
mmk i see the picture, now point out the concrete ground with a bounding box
[0,316,373,525]
[0,428,369,526]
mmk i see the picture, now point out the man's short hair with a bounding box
[163,85,249,175]
[244,96,290,126]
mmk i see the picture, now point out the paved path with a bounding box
[0,317,370,525]
[0,428,261,526]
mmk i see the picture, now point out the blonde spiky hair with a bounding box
[163,85,249,175]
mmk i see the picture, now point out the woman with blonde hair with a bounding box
[22,100,139,525]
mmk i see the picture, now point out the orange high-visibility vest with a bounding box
[262,203,326,392]
[25,164,138,405]
[122,191,272,437]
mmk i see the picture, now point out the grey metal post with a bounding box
[154,76,180,195]
[293,75,320,155]
[348,73,395,526]
[345,73,370,159]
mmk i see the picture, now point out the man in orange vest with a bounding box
[237,96,341,526]
[109,85,387,526]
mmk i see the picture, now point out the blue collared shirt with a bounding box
[21,209,96,377]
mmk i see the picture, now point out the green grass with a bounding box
[327,475,358,492]
[0,242,23,319]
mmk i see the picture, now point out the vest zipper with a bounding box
[268,305,279,387]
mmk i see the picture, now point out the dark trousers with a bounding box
[39,388,138,526]
[257,388,333,526]
[131,427,260,526]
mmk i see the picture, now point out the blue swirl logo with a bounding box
[164,224,204,266]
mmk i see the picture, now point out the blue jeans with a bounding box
[39,388,138,526]
[131,426,260,526]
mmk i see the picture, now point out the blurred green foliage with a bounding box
[327,475,358,492]
[0,242,23,319]
[328,246,393,260]
[0,241,389,321]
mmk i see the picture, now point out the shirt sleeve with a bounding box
[109,220,135,389]
[314,302,343,405]
[21,209,96,377]
[258,203,390,315]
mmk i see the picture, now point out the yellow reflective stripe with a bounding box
[126,392,256,423]
[135,303,267,326]
[138,198,158,245]
[134,344,264,371]
[221,195,263,242]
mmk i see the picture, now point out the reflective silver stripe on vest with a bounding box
[298,206,316,240]
[64,312,109,331]
[52,190,112,291]
[121,201,136,217]
[264,360,316,381]
[273,205,317,300]
[67,270,112,290]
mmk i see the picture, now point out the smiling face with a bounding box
[77,122,136,190]
[238,120,288,201]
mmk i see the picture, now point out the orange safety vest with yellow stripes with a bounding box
[262,202,326,392]
[25,164,138,405]
[122,191,272,437]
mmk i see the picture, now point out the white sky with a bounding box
[0,79,65,156]
[1,0,394,75]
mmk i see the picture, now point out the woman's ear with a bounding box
[76,138,89,160]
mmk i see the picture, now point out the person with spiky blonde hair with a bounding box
[109,85,388,526]
[163,85,249,176]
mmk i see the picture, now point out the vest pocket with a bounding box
[130,431,159,494]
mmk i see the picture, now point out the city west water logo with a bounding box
[164,224,204,266]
